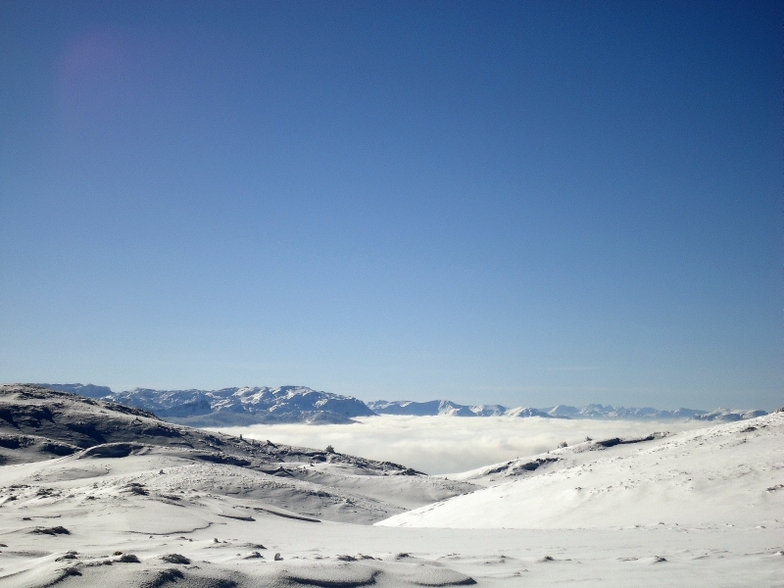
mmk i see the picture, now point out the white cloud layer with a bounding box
[209,416,710,474]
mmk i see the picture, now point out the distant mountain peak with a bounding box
[38,384,766,426]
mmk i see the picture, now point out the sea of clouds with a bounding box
[210,415,710,474]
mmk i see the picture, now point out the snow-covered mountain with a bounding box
[367,399,483,417]
[367,400,557,418]
[368,399,766,421]
[42,384,767,425]
[545,403,712,419]
[365,400,551,417]
[42,384,375,426]
[690,407,769,421]
[40,382,113,399]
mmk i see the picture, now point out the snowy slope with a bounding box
[379,412,784,529]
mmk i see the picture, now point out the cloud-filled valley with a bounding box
[211,415,711,474]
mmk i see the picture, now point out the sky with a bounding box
[0,1,781,410]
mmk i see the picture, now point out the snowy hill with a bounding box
[378,411,784,529]
[0,385,472,523]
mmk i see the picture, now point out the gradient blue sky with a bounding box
[1,1,781,409]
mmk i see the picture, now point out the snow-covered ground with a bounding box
[0,385,781,587]
[380,415,783,529]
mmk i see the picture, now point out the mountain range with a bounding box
[39,383,767,426]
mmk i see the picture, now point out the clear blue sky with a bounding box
[1,1,781,409]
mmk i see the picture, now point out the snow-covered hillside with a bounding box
[0,385,470,523]
[379,411,784,529]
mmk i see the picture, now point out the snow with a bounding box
[379,413,784,529]
[0,385,781,587]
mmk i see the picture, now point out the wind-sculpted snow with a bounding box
[369,400,766,421]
